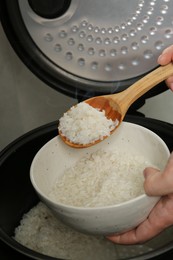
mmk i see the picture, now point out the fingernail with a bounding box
[157,55,163,63]
[143,168,148,179]
[158,54,162,60]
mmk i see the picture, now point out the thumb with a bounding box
[157,45,173,65]
[144,152,173,196]
[143,167,163,196]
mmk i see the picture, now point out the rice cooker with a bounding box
[1,0,173,259]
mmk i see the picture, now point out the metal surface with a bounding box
[19,0,173,87]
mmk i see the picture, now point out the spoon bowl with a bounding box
[59,63,173,148]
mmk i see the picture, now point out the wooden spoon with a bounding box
[59,63,173,148]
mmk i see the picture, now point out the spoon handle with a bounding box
[111,63,173,114]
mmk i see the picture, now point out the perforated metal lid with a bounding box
[1,0,173,97]
[19,0,173,82]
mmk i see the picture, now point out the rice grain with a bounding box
[58,102,118,145]
[49,150,154,207]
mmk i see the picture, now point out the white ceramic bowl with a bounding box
[30,122,170,235]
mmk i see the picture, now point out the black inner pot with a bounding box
[1,115,173,260]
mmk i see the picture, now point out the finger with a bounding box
[162,45,173,55]
[107,229,141,245]
[164,151,173,174]
[158,45,173,65]
[144,168,170,196]
[158,54,172,65]
[143,168,163,196]
[107,215,163,244]
[107,199,169,245]
[165,78,173,91]
[144,152,173,196]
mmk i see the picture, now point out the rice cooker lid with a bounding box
[1,0,173,98]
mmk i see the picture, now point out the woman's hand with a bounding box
[107,152,173,244]
[158,45,173,91]
[107,46,173,245]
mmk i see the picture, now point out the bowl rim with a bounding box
[30,121,170,211]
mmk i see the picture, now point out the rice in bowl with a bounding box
[48,149,154,207]
[30,122,170,235]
